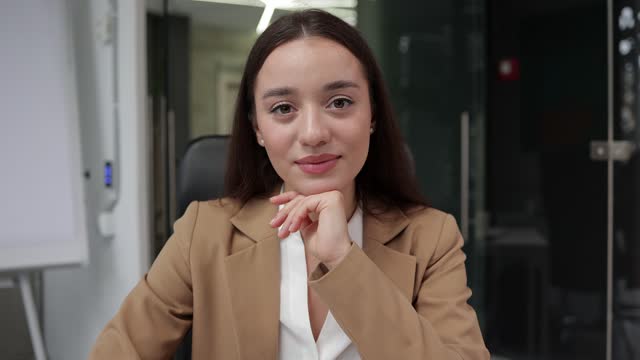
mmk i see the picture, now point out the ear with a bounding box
[254,125,265,147]
[250,112,265,146]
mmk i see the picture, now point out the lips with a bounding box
[295,154,340,174]
[295,154,340,164]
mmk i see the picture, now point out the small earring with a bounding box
[259,139,265,146]
[370,127,375,134]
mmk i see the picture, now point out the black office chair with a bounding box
[174,135,230,360]
[177,135,230,217]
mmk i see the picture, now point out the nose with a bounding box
[298,106,330,147]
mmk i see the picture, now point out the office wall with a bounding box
[41,1,150,359]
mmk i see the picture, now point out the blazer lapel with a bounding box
[223,193,419,359]
[225,194,280,360]
[362,203,417,302]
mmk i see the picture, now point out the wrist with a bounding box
[324,239,352,270]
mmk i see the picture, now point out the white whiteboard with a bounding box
[0,0,89,271]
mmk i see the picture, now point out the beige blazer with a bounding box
[89,192,489,360]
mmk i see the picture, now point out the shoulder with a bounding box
[198,197,244,219]
[403,205,459,240]
[176,197,246,237]
[178,197,241,219]
[179,197,250,255]
[401,206,462,261]
[404,206,452,232]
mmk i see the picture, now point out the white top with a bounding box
[278,205,363,360]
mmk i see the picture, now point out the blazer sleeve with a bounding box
[89,201,199,360]
[308,213,490,360]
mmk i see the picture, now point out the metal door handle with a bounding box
[590,140,636,162]
[461,111,470,240]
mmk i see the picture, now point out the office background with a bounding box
[1,0,639,359]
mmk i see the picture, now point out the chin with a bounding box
[290,177,349,196]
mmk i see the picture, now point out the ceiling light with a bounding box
[256,3,275,33]
[192,0,357,9]
[192,0,263,6]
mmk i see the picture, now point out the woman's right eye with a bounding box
[270,103,293,115]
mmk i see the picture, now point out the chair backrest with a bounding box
[174,135,229,360]
[177,135,230,217]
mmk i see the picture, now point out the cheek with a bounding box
[257,117,286,154]
[260,124,295,175]
[339,123,371,170]
[353,132,371,165]
[263,135,289,161]
[345,113,372,153]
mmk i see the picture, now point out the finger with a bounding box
[283,196,320,234]
[287,208,312,233]
[298,217,313,231]
[279,197,311,237]
[278,202,302,238]
[271,195,303,229]
[269,191,298,204]
[271,200,299,229]
[298,195,321,223]
[290,214,313,233]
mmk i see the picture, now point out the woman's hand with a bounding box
[269,190,352,269]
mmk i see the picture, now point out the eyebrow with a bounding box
[262,87,295,100]
[261,80,360,100]
[323,80,360,92]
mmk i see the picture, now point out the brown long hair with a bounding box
[224,9,428,214]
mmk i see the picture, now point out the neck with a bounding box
[342,183,358,220]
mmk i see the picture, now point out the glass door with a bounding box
[483,0,610,358]
[371,0,620,359]
[612,1,640,360]
[357,0,489,337]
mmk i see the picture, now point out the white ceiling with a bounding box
[146,0,357,31]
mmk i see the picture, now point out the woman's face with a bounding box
[253,36,373,197]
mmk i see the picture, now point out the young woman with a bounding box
[90,9,489,360]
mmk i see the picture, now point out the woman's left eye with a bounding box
[329,98,353,109]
